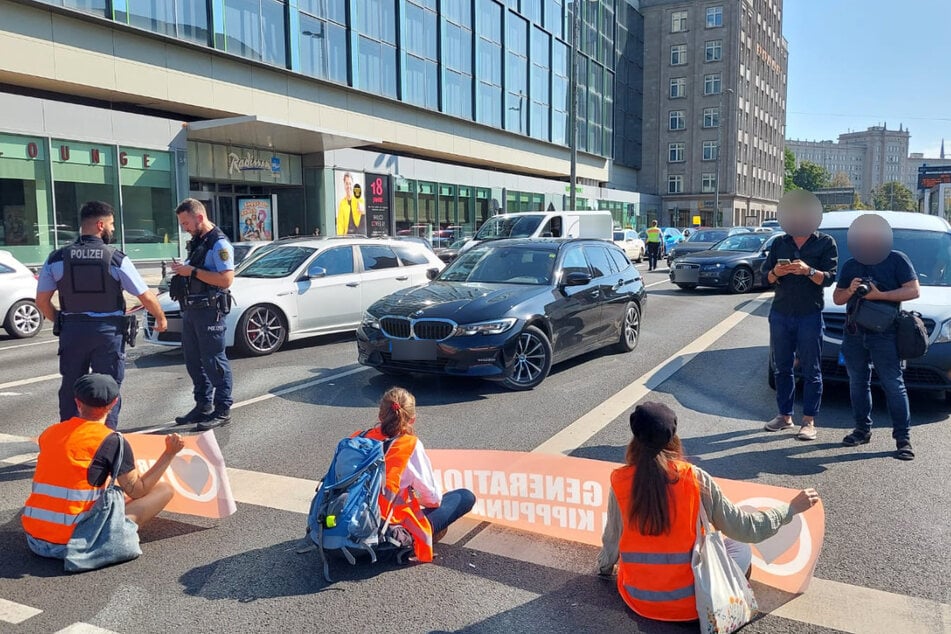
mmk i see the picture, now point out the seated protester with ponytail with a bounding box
[598,402,820,623]
[355,388,476,561]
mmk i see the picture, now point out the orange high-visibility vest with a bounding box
[610,460,701,622]
[22,418,114,545]
[358,427,434,562]
[645,227,663,243]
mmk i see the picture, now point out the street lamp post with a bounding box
[714,87,734,227]
[568,2,581,210]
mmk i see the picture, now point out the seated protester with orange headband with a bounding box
[355,387,476,561]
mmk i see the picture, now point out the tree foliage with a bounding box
[871,181,917,212]
[783,148,798,192]
[829,171,853,188]
[792,161,830,191]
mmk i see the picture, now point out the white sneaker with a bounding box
[764,415,794,432]
[796,424,817,441]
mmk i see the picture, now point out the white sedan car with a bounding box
[144,237,444,356]
[613,229,645,262]
[0,250,43,338]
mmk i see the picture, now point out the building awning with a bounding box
[186,115,380,155]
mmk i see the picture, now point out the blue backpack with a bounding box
[307,431,404,582]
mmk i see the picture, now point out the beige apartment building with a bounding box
[639,0,787,227]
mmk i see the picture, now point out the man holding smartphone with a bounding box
[762,191,838,441]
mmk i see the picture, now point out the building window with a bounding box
[505,12,529,134]
[403,0,439,109]
[703,107,720,128]
[299,5,348,84]
[354,0,398,98]
[668,175,684,194]
[222,0,288,67]
[705,39,722,62]
[668,143,685,163]
[702,173,717,192]
[117,0,210,44]
[529,26,551,141]
[704,73,721,95]
[476,0,503,127]
[551,40,569,144]
[706,6,723,28]
[671,10,688,32]
[703,140,719,161]
[442,7,473,119]
[669,110,686,130]
[670,44,687,66]
[669,77,686,99]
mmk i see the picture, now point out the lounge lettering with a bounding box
[91,148,100,164]
[27,142,38,158]
[59,145,70,161]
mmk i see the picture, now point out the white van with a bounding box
[461,210,614,252]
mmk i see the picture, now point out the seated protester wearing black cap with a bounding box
[22,374,186,561]
[597,402,821,623]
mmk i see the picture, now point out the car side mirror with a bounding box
[562,271,592,287]
[301,266,327,281]
[426,268,440,281]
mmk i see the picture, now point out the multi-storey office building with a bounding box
[639,0,787,228]
[0,0,654,265]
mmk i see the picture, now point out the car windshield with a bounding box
[237,246,316,278]
[688,230,729,243]
[474,215,546,240]
[713,234,768,252]
[824,228,951,287]
[439,245,555,285]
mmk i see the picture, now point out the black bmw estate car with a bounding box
[357,238,646,390]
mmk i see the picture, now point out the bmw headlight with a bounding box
[362,311,380,330]
[454,318,517,337]
[701,263,724,271]
[934,319,951,344]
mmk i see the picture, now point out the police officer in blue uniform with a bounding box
[170,198,235,431]
[35,201,168,430]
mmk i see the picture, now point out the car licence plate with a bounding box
[390,339,437,361]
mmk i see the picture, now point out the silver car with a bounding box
[0,250,43,338]
[144,237,445,356]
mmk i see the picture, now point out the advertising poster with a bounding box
[334,169,367,235]
[238,197,274,241]
[364,172,392,238]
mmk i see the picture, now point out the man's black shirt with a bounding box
[762,232,838,316]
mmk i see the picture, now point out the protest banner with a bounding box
[429,450,822,594]
[125,431,236,519]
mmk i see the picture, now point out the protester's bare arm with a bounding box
[117,434,185,499]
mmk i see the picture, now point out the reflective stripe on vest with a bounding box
[30,482,102,502]
[610,461,701,622]
[22,418,113,545]
[646,228,662,243]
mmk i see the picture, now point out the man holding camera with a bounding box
[833,214,919,461]
[763,192,837,441]
[169,199,235,431]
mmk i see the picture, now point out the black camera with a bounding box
[855,278,873,297]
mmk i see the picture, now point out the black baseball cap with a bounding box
[74,374,119,407]
[629,402,678,451]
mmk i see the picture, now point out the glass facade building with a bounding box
[33,0,641,163]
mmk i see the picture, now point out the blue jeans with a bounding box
[58,318,125,429]
[841,330,911,442]
[769,310,823,418]
[423,489,476,535]
[181,306,233,409]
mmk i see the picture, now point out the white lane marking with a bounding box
[0,598,43,624]
[55,624,121,634]
[644,278,670,288]
[532,292,770,456]
[226,467,314,514]
[0,338,58,352]
[134,366,371,433]
[0,373,60,391]
[0,392,23,396]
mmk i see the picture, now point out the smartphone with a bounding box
[777,258,791,266]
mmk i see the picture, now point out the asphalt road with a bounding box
[1,265,949,634]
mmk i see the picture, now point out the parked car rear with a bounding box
[0,250,43,338]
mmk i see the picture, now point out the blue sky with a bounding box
[783,0,951,156]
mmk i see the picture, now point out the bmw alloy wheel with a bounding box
[617,303,640,352]
[503,326,552,390]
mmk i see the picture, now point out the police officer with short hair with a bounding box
[35,201,168,430]
[170,198,235,430]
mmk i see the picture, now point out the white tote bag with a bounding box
[692,503,757,633]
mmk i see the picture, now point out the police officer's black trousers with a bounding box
[58,319,125,429]
[181,306,233,410]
